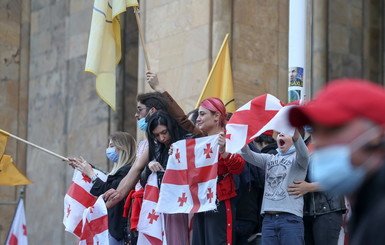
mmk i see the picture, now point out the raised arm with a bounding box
[104,148,149,208]
[293,132,309,169]
[146,71,205,137]
[239,145,269,170]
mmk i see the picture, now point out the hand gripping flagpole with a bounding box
[0,129,69,162]
[133,6,151,71]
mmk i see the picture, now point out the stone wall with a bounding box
[232,0,289,105]
[139,0,212,113]
[140,0,289,111]
[0,0,29,242]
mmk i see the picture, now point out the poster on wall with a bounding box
[288,67,304,103]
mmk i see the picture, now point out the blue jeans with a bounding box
[109,232,124,245]
[262,213,304,245]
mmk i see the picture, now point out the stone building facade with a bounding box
[0,0,384,244]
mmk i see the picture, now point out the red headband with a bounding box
[200,97,227,127]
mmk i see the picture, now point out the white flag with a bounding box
[5,198,28,245]
[78,195,109,245]
[225,94,283,153]
[156,135,219,214]
[63,169,107,237]
[137,173,165,244]
[250,105,297,139]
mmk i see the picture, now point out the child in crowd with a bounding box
[240,130,309,245]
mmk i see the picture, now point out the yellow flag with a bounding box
[85,0,139,111]
[0,155,32,186]
[0,129,9,157]
[196,33,236,113]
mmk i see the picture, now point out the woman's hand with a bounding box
[148,161,164,172]
[69,157,95,178]
[67,157,76,169]
[218,133,229,158]
[104,188,121,209]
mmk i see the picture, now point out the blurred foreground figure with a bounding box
[289,78,385,245]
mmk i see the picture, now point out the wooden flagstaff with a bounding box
[133,6,151,71]
[0,129,69,162]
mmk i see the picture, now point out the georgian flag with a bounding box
[137,173,166,245]
[225,94,283,153]
[250,105,297,139]
[78,195,109,245]
[156,135,219,214]
[5,198,28,245]
[63,169,107,237]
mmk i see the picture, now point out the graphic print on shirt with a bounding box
[265,158,291,201]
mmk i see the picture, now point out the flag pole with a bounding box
[134,7,151,71]
[0,129,69,161]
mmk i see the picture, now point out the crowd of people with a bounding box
[69,74,385,245]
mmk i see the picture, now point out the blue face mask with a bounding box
[106,146,119,162]
[137,118,148,131]
[310,145,366,196]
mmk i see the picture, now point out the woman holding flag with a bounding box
[69,132,137,245]
[141,110,191,244]
[146,72,245,244]
[191,97,245,245]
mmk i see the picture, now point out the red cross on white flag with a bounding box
[78,196,109,245]
[156,134,219,214]
[63,169,107,238]
[5,198,28,245]
[137,173,165,244]
[250,105,298,139]
[225,94,283,153]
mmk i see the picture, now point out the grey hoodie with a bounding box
[240,135,309,217]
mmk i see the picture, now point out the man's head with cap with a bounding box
[288,78,385,195]
[289,78,385,129]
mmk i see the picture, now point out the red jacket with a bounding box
[217,153,245,201]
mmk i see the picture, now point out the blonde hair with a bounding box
[108,132,137,175]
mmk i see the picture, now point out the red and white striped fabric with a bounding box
[63,169,107,237]
[250,105,297,139]
[156,135,219,214]
[225,94,283,153]
[78,195,109,245]
[137,173,165,245]
[5,198,28,245]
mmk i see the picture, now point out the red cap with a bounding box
[289,78,385,128]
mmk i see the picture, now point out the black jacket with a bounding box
[303,165,346,216]
[303,191,346,216]
[349,162,385,245]
[234,143,265,235]
[90,165,131,241]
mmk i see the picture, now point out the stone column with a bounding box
[211,0,232,61]
[311,0,328,95]
[363,0,383,84]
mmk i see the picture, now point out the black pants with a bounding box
[304,212,343,245]
[235,220,259,245]
[192,199,236,245]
